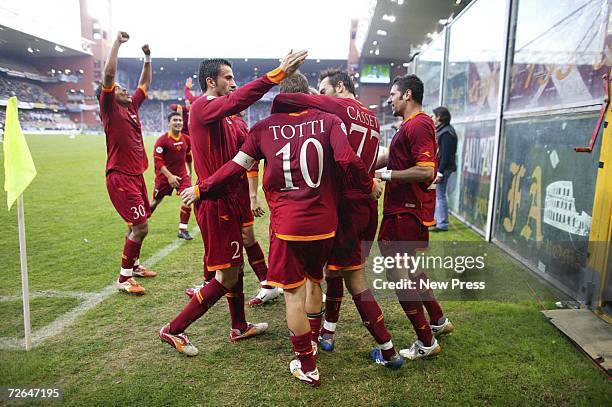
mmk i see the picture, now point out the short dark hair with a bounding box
[433,106,451,125]
[392,74,424,105]
[198,58,232,91]
[319,69,355,95]
[167,111,182,122]
[279,72,309,94]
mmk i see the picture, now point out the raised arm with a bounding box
[184,77,199,103]
[138,44,152,92]
[271,93,336,115]
[191,50,308,125]
[103,31,129,89]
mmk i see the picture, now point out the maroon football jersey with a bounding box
[188,74,280,193]
[272,94,380,176]
[153,132,191,178]
[200,109,373,240]
[384,111,437,226]
[99,85,148,176]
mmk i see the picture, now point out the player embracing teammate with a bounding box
[185,72,383,386]
[271,70,403,368]
[158,51,307,355]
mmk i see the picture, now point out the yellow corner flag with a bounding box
[3,96,36,210]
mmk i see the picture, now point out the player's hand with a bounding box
[185,99,191,108]
[279,50,308,76]
[251,196,265,217]
[374,170,384,180]
[370,178,383,201]
[141,44,151,56]
[180,187,198,205]
[167,174,181,188]
[185,77,193,89]
[116,31,129,44]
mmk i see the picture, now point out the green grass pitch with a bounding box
[0,134,609,406]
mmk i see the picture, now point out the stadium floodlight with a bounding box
[316,59,321,63]
[27,47,34,53]
[373,40,378,45]
[173,57,178,61]
[54,45,64,53]
[455,0,461,4]
[374,49,380,55]
[369,104,378,109]
[376,30,387,36]
[398,0,404,4]
[402,62,410,67]
[382,14,396,23]
[160,66,164,71]
[354,72,360,78]
[244,58,248,62]
[369,50,374,54]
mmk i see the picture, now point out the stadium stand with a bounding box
[0,74,60,105]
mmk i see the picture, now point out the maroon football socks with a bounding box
[119,238,142,283]
[169,278,228,334]
[245,242,272,289]
[320,276,343,336]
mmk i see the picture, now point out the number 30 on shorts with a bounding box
[130,205,146,220]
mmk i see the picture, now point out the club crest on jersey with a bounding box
[155,146,163,154]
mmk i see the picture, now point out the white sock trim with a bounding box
[120,268,133,277]
[380,340,393,351]
[179,223,189,229]
[323,320,336,332]
[260,280,267,286]
[133,259,140,267]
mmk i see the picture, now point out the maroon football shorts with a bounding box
[237,185,255,228]
[267,233,334,290]
[153,173,191,199]
[195,194,245,271]
[328,196,378,271]
[106,171,151,226]
[377,212,429,258]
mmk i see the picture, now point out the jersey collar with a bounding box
[402,111,428,123]
[167,131,182,141]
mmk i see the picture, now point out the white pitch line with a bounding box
[0,227,199,351]
[0,290,91,302]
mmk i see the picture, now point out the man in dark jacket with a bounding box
[432,106,457,232]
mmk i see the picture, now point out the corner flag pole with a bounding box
[3,96,37,351]
[17,194,32,350]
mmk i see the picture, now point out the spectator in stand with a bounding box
[431,106,457,232]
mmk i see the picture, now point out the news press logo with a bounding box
[364,241,492,300]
